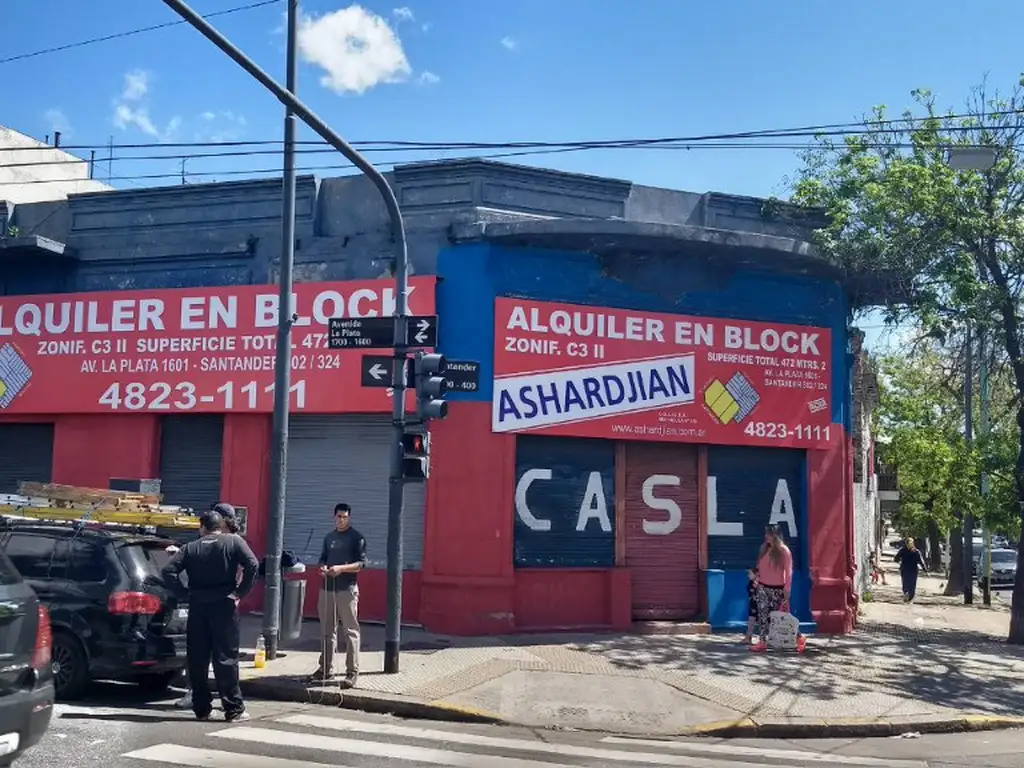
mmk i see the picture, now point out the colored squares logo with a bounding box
[704,372,760,424]
[0,344,32,409]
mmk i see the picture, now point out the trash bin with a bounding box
[279,562,307,643]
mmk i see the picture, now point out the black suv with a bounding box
[0,520,188,700]
[0,548,53,766]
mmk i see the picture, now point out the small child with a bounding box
[744,567,759,644]
[869,552,887,585]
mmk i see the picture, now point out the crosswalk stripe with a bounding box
[599,736,926,767]
[275,713,922,768]
[125,744,328,768]
[209,725,785,768]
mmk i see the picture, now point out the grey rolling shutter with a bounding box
[285,414,425,570]
[0,423,54,494]
[158,415,224,512]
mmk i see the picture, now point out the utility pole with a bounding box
[262,0,299,661]
[159,0,411,668]
[963,323,975,605]
[980,328,992,606]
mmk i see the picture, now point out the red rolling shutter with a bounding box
[624,442,700,620]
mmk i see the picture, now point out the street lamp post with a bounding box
[947,146,998,606]
[160,0,413,671]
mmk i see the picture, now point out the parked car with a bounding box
[0,548,53,766]
[982,548,1019,588]
[0,520,188,700]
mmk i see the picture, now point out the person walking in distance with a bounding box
[310,503,366,689]
[162,508,259,722]
[894,537,927,602]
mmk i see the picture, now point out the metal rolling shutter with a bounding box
[284,415,425,570]
[623,442,700,620]
[0,423,54,494]
[514,435,615,568]
[706,446,805,571]
[158,415,224,512]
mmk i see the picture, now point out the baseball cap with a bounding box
[212,502,236,520]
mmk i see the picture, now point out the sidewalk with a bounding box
[234,574,1024,738]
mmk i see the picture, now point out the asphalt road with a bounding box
[12,682,1024,768]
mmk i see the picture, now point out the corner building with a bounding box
[0,161,867,634]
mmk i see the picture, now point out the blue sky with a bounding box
[4,0,1024,345]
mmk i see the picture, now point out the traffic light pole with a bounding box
[384,259,409,676]
[262,0,298,663]
[160,0,411,667]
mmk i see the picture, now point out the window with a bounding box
[992,550,1017,565]
[0,551,22,586]
[1,533,57,580]
[67,540,108,583]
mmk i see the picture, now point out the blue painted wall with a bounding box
[514,435,616,568]
[436,244,850,432]
[437,242,848,630]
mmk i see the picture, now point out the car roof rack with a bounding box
[0,482,200,535]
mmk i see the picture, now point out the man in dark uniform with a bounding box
[162,508,259,722]
[310,502,366,689]
[173,502,244,710]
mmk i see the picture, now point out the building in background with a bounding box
[0,126,110,205]
[0,159,881,634]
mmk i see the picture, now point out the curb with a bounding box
[239,678,504,725]
[675,714,1024,739]
[239,678,1024,739]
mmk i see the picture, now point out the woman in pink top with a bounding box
[751,524,792,651]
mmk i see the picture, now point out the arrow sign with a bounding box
[443,360,482,393]
[360,355,409,388]
[409,315,437,347]
[329,315,437,349]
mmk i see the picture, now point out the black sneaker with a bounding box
[308,669,333,683]
[340,674,358,690]
[195,712,211,722]
[225,711,250,723]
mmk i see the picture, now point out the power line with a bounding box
[5,134,1024,173]
[4,145,654,186]
[10,134,1024,185]
[0,0,281,65]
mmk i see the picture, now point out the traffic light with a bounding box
[413,352,449,422]
[401,430,430,480]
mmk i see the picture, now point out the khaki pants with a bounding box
[317,585,360,676]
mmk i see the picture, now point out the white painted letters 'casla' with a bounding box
[705,476,797,538]
[641,474,682,535]
[517,470,691,536]
[514,469,612,533]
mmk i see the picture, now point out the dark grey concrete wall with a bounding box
[1,159,821,297]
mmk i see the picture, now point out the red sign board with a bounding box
[0,278,435,415]
[492,298,834,449]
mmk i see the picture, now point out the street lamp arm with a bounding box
[159,0,408,285]
[160,0,412,672]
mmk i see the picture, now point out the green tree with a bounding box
[793,81,1024,642]
[877,339,1019,590]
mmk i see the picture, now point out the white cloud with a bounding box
[195,110,248,142]
[114,104,160,138]
[418,71,440,85]
[121,70,149,101]
[111,69,180,141]
[500,36,518,51]
[392,6,414,22]
[297,6,411,95]
[43,108,71,136]
[422,22,432,32]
